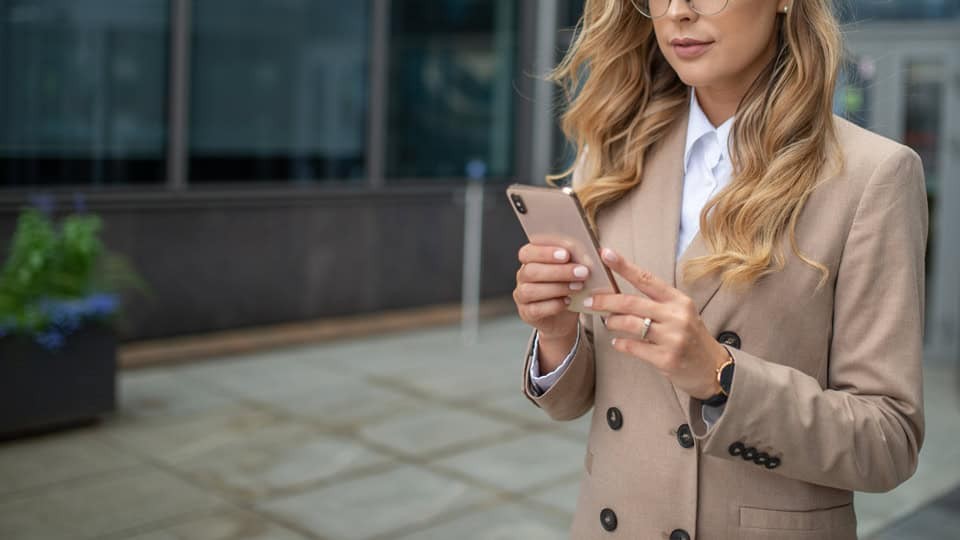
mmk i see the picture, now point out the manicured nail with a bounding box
[553,249,568,261]
[583,297,593,308]
[573,265,589,278]
[569,282,584,291]
[563,297,571,305]
[602,248,618,263]
[611,338,617,346]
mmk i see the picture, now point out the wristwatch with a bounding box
[702,346,735,407]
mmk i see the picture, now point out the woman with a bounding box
[512,1,927,539]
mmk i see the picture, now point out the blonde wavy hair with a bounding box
[547,0,845,291]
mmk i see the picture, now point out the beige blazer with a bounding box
[520,106,928,540]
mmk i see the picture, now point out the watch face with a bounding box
[719,363,735,394]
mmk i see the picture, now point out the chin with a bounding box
[672,70,713,88]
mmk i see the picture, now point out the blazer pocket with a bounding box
[739,502,853,532]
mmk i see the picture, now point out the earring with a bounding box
[783,5,789,12]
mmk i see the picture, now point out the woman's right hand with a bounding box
[513,243,590,340]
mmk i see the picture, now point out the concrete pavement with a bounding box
[0,315,956,539]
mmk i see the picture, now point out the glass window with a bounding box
[387,0,518,180]
[189,0,369,183]
[840,0,960,21]
[0,0,169,187]
[903,59,943,196]
[833,55,875,129]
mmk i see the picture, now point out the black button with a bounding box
[766,456,782,469]
[728,442,745,456]
[676,424,695,448]
[600,508,618,531]
[753,452,770,466]
[717,331,741,349]
[670,529,691,540]
[606,407,623,430]
[742,447,758,461]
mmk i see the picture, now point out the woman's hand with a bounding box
[589,247,729,400]
[513,243,590,340]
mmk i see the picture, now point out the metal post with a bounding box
[166,0,192,191]
[366,0,390,188]
[531,0,559,186]
[461,166,486,346]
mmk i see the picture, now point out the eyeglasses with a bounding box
[629,0,731,18]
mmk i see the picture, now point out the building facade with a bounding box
[1,1,957,360]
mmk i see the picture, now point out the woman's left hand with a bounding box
[587,247,729,400]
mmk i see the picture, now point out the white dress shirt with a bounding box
[529,87,735,429]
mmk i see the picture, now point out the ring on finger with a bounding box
[639,316,652,340]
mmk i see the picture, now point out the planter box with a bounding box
[0,322,117,439]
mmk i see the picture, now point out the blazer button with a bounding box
[742,447,758,461]
[606,407,623,430]
[765,456,782,469]
[754,452,770,466]
[670,529,691,540]
[600,508,618,531]
[728,442,746,456]
[676,424,695,448]
[717,331,741,349]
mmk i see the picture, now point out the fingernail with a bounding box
[553,249,568,261]
[600,316,608,327]
[573,265,589,278]
[569,282,584,291]
[563,297,571,305]
[611,337,617,346]
[583,297,593,308]
[602,248,618,263]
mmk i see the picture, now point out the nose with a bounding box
[664,0,698,20]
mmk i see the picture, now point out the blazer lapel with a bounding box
[621,103,725,417]
[625,105,723,316]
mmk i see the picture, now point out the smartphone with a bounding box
[506,183,620,316]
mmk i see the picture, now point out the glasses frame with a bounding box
[629,0,731,19]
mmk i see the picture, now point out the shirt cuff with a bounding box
[529,321,581,395]
[702,402,726,429]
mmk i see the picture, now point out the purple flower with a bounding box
[83,293,119,317]
[73,192,87,213]
[28,193,55,216]
[34,329,66,351]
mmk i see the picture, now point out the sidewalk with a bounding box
[0,315,956,539]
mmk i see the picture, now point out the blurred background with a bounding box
[0,1,957,539]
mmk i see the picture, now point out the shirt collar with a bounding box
[683,87,735,174]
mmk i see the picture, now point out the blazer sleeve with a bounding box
[520,150,598,420]
[686,145,928,493]
[521,311,596,420]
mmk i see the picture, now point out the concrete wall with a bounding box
[0,184,525,341]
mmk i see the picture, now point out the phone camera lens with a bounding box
[511,194,527,214]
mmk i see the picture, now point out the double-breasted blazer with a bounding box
[520,105,928,539]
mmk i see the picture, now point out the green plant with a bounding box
[0,207,152,349]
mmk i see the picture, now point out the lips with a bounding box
[670,38,714,59]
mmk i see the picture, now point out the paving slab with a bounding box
[434,432,586,492]
[526,478,584,515]
[259,464,494,540]
[99,406,281,464]
[119,509,311,540]
[0,467,226,540]
[249,374,427,430]
[358,403,521,457]
[171,423,394,500]
[0,432,140,497]
[391,502,570,540]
